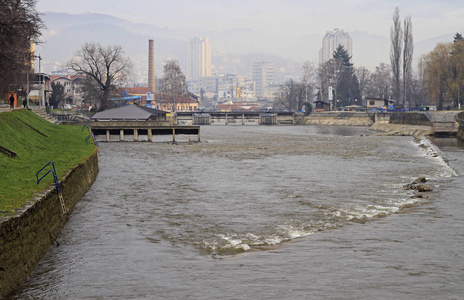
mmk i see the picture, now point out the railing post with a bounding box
[148,129,152,142]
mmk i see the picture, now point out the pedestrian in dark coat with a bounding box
[9,94,15,109]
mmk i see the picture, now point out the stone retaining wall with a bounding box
[389,112,432,126]
[458,122,464,141]
[0,150,99,297]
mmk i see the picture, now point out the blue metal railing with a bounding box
[36,161,68,214]
[36,161,60,192]
[85,132,99,147]
[81,120,90,132]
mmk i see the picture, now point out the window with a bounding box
[369,100,375,106]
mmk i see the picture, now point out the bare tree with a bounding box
[274,78,304,111]
[160,60,187,112]
[356,67,371,103]
[67,43,133,110]
[316,60,332,103]
[367,63,392,99]
[0,0,43,92]
[403,15,414,107]
[390,6,403,104]
[301,61,316,102]
[419,43,452,110]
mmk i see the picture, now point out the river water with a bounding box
[7,125,464,299]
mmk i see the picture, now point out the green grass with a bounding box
[0,110,97,216]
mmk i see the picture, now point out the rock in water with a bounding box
[414,177,427,184]
[416,185,433,192]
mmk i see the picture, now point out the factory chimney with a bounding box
[148,39,155,94]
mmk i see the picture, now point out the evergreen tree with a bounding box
[454,33,463,43]
[49,81,65,108]
[332,46,361,107]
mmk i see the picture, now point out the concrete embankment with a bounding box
[0,150,99,297]
[369,112,433,137]
[457,112,464,141]
[304,112,375,126]
[458,123,464,141]
[370,122,433,138]
[304,111,434,137]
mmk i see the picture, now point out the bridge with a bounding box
[175,111,300,125]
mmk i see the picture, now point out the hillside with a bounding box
[0,110,97,216]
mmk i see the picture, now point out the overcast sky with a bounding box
[37,0,464,41]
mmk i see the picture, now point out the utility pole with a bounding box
[37,54,43,108]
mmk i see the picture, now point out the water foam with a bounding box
[414,137,457,178]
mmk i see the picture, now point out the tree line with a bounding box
[275,7,464,112]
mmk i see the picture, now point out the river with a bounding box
[7,125,464,299]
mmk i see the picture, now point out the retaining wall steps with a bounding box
[30,109,61,124]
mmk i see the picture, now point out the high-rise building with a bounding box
[252,62,274,99]
[319,29,352,65]
[187,37,211,81]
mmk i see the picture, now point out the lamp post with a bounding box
[37,54,43,108]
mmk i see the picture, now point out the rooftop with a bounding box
[91,105,167,121]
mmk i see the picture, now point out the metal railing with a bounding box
[36,161,68,214]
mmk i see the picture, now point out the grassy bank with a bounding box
[0,109,97,216]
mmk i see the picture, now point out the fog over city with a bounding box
[36,0,464,80]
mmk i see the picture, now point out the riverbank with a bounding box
[0,110,99,297]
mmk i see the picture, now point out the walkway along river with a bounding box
[7,125,464,299]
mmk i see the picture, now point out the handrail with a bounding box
[85,132,99,147]
[36,161,60,192]
[36,161,68,214]
[81,120,90,132]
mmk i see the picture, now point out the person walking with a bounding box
[9,94,15,109]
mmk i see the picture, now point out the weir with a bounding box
[176,111,297,125]
[90,121,201,142]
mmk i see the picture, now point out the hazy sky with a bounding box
[37,0,464,41]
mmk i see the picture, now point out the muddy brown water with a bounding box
[7,125,464,299]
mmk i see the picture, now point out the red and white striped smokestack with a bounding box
[148,39,155,94]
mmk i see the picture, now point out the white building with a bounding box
[252,62,274,99]
[319,29,352,64]
[50,70,85,106]
[187,37,212,81]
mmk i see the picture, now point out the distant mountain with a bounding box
[37,12,460,83]
[39,12,306,83]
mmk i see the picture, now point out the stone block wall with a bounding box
[458,121,464,141]
[0,150,99,297]
[389,112,432,126]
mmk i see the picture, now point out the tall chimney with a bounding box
[148,39,155,94]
